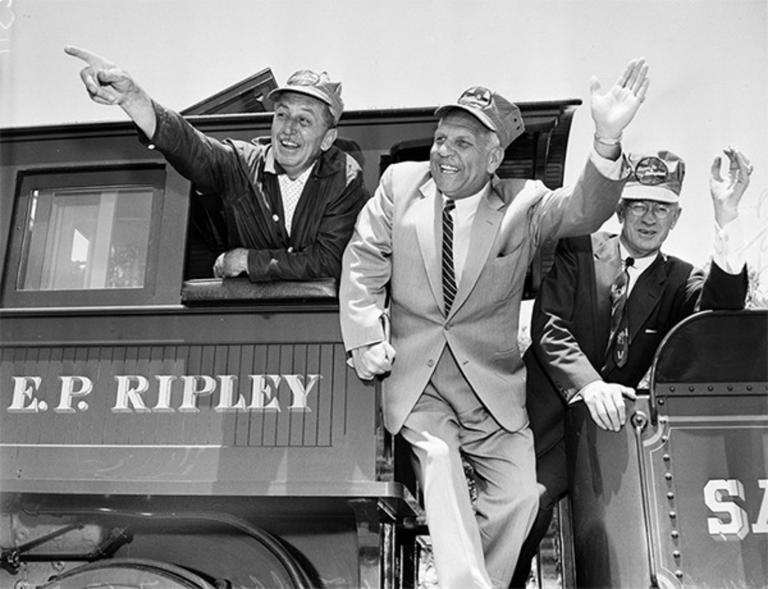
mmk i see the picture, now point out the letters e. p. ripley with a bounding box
[6,373,321,414]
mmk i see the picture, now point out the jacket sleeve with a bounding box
[148,102,246,198]
[529,157,628,249]
[338,165,395,351]
[530,237,603,401]
[246,168,368,281]
[671,260,749,322]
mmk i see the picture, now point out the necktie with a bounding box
[442,199,457,315]
[605,257,634,368]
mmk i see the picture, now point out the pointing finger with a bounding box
[65,45,110,68]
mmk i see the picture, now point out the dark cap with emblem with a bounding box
[623,150,686,203]
[435,86,525,149]
[268,70,344,126]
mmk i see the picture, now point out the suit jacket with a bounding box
[340,159,627,434]
[526,232,749,455]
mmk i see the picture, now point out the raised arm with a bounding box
[65,46,157,138]
[590,58,650,160]
[710,147,753,227]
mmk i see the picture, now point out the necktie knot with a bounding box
[444,198,456,213]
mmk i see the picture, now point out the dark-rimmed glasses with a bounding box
[624,200,677,219]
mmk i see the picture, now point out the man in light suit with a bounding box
[514,147,751,587]
[340,59,649,589]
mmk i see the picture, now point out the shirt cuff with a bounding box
[589,147,626,180]
[713,216,747,274]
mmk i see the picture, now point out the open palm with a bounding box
[590,59,649,139]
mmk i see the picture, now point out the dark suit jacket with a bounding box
[526,232,748,456]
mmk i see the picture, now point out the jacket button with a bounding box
[272,214,280,222]
[427,359,435,367]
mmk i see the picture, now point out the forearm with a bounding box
[120,87,157,138]
[146,102,239,196]
[536,158,627,241]
[531,321,603,401]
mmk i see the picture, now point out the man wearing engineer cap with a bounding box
[515,147,751,587]
[340,59,649,589]
[66,46,367,282]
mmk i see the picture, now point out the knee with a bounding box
[416,431,452,466]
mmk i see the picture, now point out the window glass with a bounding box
[18,185,153,291]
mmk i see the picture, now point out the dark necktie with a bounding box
[442,199,457,315]
[605,256,634,368]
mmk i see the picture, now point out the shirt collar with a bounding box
[265,146,316,182]
[618,241,659,274]
[442,181,490,212]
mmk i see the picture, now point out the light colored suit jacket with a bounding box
[340,159,626,434]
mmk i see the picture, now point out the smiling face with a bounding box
[271,92,337,179]
[617,198,682,258]
[429,110,503,199]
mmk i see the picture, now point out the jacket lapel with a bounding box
[449,186,504,318]
[592,233,622,325]
[415,178,445,312]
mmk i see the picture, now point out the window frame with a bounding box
[2,163,188,308]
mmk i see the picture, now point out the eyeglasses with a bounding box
[624,200,677,219]
[630,156,669,186]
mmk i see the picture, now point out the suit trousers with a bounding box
[401,347,538,589]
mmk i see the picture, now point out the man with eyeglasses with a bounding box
[511,147,751,587]
[66,47,367,283]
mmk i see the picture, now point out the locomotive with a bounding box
[1,92,766,588]
[0,97,575,588]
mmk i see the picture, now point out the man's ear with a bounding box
[616,202,626,223]
[321,127,338,151]
[669,206,682,230]
[487,145,504,175]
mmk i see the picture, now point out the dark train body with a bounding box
[1,99,766,588]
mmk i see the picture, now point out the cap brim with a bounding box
[268,85,332,107]
[622,183,680,203]
[434,104,498,133]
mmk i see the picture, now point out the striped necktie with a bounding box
[605,256,634,368]
[442,199,457,315]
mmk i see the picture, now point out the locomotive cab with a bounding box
[0,99,580,587]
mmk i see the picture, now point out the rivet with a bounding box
[665,473,673,481]
[663,454,671,462]
[727,385,733,391]
[667,492,675,500]
[675,570,683,579]
[669,386,676,392]
[669,511,677,519]
[658,398,665,405]
[688,385,695,392]
[662,436,668,443]
[707,385,714,391]
[673,550,681,559]
[746,385,753,391]
[671,530,679,539]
